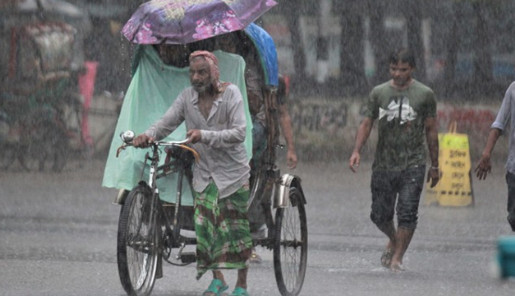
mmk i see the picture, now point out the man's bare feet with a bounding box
[390,262,404,272]
[381,248,393,268]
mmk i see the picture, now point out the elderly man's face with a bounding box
[189,57,212,93]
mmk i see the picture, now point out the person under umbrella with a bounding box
[132,50,252,296]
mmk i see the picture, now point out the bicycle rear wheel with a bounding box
[273,187,308,296]
[117,184,159,296]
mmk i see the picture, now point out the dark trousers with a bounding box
[370,166,426,230]
[505,172,515,231]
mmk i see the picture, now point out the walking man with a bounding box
[133,50,252,296]
[475,81,515,232]
[348,48,440,271]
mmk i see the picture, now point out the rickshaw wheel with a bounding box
[117,184,159,296]
[273,187,308,296]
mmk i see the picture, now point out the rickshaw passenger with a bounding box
[155,43,192,67]
[215,32,298,170]
[215,31,298,263]
[154,39,216,68]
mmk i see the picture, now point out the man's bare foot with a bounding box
[390,262,404,272]
[381,248,393,268]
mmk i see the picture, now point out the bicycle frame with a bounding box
[117,135,198,264]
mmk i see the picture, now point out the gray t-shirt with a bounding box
[145,84,250,198]
[491,81,515,174]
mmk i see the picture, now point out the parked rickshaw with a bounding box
[0,1,91,171]
[0,17,86,172]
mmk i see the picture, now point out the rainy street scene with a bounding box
[2,0,515,296]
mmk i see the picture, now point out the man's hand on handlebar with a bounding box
[186,129,201,144]
[133,134,155,148]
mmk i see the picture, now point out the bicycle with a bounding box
[115,129,308,296]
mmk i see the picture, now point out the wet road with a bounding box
[1,158,514,296]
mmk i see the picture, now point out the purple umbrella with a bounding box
[122,0,277,45]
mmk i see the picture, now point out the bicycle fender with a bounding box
[114,181,152,205]
[277,174,307,206]
[289,176,307,205]
[113,189,129,205]
[135,181,152,194]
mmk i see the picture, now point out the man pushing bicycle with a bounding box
[132,50,252,296]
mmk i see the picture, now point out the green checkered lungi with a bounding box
[194,182,253,279]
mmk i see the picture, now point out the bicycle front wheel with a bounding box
[273,187,308,296]
[117,185,159,296]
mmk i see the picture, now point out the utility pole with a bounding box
[316,0,331,84]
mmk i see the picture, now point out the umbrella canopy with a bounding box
[243,23,278,87]
[122,0,277,45]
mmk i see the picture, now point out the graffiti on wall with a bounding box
[436,107,495,134]
[290,101,348,134]
[287,99,500,160]
[290,100,496,135]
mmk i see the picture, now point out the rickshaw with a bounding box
[105,23,307,296]
[0,16,85,172]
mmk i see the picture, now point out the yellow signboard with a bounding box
[425,129,474,207]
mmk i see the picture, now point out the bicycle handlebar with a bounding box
[115,130,200,162]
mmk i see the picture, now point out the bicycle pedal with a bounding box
[180,252,196,263]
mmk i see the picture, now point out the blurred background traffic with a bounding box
[1,0,515,167]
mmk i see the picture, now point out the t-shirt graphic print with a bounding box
[379,96,417,125]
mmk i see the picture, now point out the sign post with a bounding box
[425,122,474,207]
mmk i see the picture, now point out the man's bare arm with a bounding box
[349,117,374,172]
[425,116,440,187]
[475,128,501,180]
[278,103,298,169]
